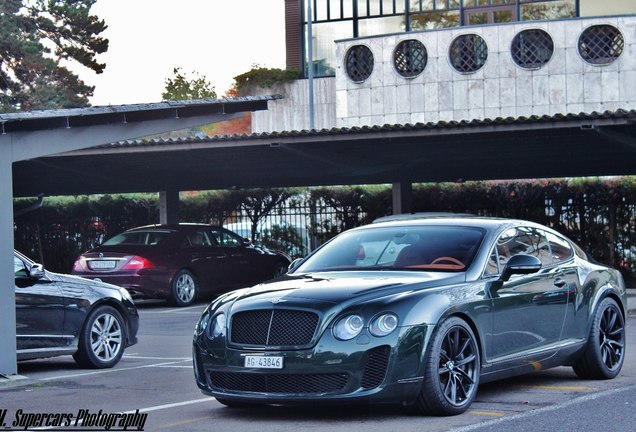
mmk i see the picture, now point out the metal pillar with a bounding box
[392,182,413,215]
[0,140,17,376]
[0,112,242,376]
[159,190,180,225]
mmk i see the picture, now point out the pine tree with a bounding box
[0,0,108,112]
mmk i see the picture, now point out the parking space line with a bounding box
[140,305,207,314]
[37,360,191,381]
[156,365,193,368]
[34,398,213,430]
[517,384,594,391]
[123,355,192,361]
[449,384,636,432]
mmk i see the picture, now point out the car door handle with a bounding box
[553,278,567,288]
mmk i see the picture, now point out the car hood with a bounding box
[48,271,123,292]
[229,271,466,310]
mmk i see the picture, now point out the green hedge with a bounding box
[13,179,636,283]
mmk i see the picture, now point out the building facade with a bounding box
[254,1,636,132]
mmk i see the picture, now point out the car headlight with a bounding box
[207,313,226,339]
[369,313,398,337]
[333,314,364,341]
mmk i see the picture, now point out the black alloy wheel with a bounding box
[415,316,480,416]
[573,297,625,379]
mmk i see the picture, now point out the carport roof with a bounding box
[0,96,281,133]
[12,109,636,197]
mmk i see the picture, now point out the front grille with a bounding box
[230,309,319,346]
[209,371,349,394]
[361,345,391,389]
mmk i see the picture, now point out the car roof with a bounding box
[126,223,219,232]
[368,213,538,232]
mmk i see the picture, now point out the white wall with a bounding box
[334,16,636,127]
[251,77,337,133]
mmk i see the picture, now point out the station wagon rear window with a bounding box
[102,230,173,246]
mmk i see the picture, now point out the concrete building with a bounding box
[254,0,636,132]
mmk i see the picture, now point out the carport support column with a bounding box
[392,182,413,215]
[159,190,180,225]
[0,142,17,376]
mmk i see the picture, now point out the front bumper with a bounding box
[193,324,432,406]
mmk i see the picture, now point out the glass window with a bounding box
[211,228,244,248]
[394,39,428,78]
[520,0,576,21]
[410,11,460,29]
[296,225,486,273]
[329,0,342,19]
[545,231,573,262]
[103,230,172,246]
[307,20,352,76]
[449,34,488,73]
[345,44,375,82]
[511,29,554,69]
[494,226,552,268]
[578,24,624,65]
[358,15,405,36]
[182,230,213,248]
[14,256,28,278]
[484,248,500,276]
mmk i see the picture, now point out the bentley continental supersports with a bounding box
[193,215,627,415]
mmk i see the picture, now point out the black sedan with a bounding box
[193,215,627,415]
[72,224,291,306]
[14,250,138,368]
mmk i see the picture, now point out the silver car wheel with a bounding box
[89,312,123,362]
[176,272,196,303]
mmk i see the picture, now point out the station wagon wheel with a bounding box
[73,305,125,369]
[170,269,198,307]
[414,316,480,416]
[573,297,625,379]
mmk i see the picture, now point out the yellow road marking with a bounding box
[469,410,506,417]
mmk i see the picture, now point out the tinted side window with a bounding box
[545,231,573,262]
[495,227,552,268]
[210,228,243,247]
[14,256,28,278]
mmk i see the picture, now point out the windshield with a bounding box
[296,225,485,273]
[102,230,173,246]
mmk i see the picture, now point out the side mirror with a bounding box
[500,254,541,282]
[288,258,304,273]
[29,263,45,279]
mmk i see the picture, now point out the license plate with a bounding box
[244,356,283,369]
[88,260,116,270]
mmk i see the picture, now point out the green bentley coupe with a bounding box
[193,215,627,415]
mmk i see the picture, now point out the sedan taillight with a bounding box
[122,256,155,270]
[72,256,85,272]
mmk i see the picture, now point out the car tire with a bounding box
[73,305,126,369]
[170,269,198,307]
[413,316,480,416]
[572,297,625,379]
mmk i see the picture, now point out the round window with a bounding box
[345,45,374,82]
[511,29,554,70]
[449,34,488,74]
[578,24,624,65]
[393,40,428,78]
